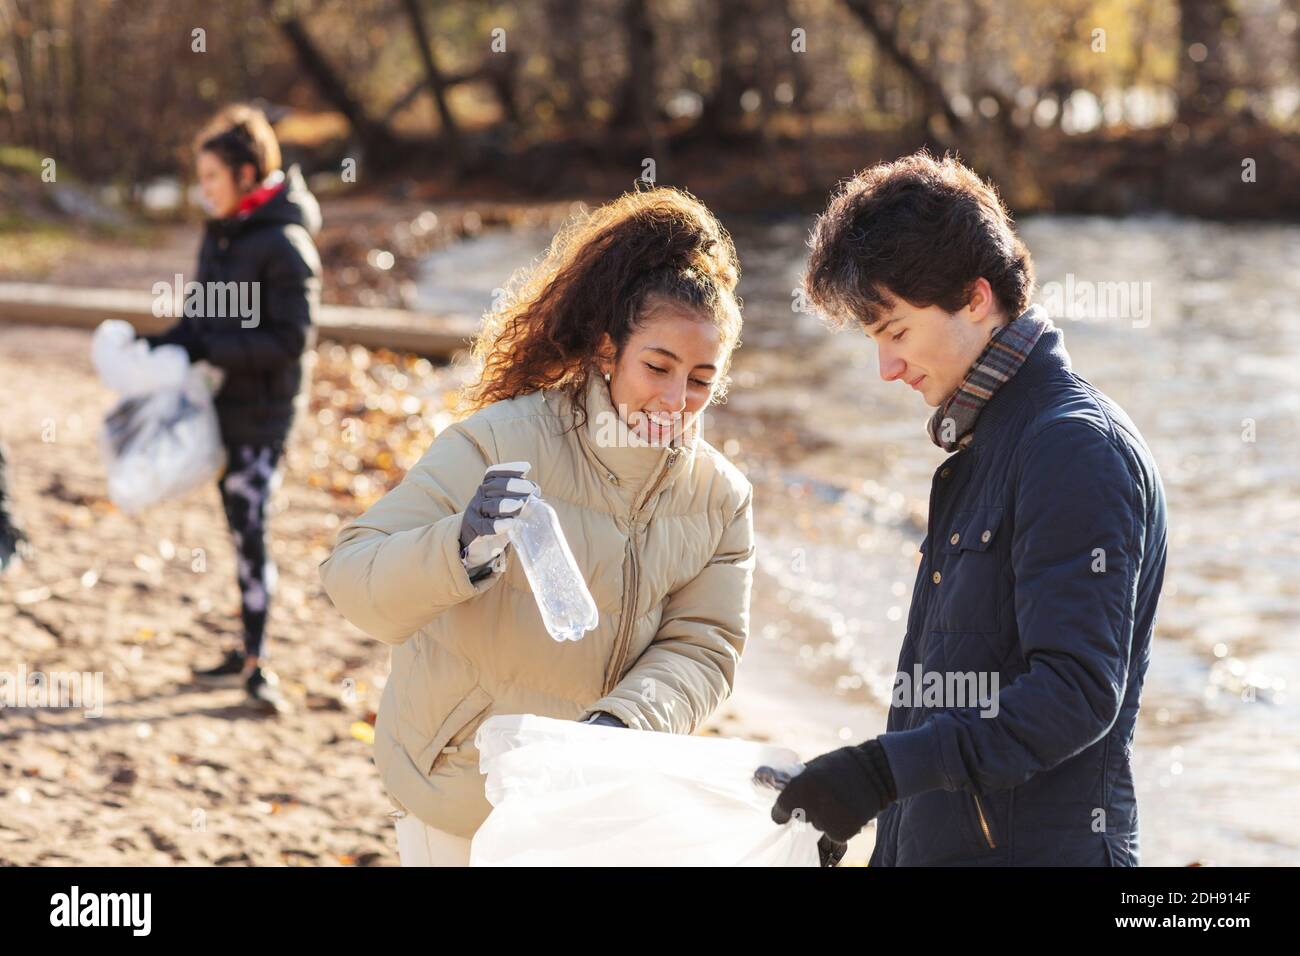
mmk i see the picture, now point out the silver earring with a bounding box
[603,372,611,383]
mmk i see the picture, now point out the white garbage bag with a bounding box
[471,714,821,866]
[93,320,226,515]
[92,319,189,397]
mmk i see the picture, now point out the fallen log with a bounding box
[0,282,480,359]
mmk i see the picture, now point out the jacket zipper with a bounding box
[603,541,640,696]
[972,791,996,848]
[601,447,680,696]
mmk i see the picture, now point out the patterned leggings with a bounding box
[219,442,283,660]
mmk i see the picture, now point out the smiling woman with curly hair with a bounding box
[320,186,756,866]
[461,186,742,419]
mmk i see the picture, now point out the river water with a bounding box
[417,214,1300,865]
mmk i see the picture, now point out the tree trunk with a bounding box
[1176,0,1232,128]
[840,0,965,141]
[260,0,401,167]
[399,0,464,170]
[613,0,666,170]
[697,0,750,138]
[546,0,588,124]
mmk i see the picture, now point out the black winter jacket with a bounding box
[147,164,321,447]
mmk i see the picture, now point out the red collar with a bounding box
[236,176,286,218]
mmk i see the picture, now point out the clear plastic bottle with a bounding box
[506,496,599,642]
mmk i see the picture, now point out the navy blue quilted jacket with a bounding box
[872,323,1167,866]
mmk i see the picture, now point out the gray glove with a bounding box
[458,461,539,580]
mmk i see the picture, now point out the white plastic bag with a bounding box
[92,319,189,397]
[471,714,821,866]
[93,320,226,515]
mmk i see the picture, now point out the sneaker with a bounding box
[245,666,289,714]
[192,648,247,687]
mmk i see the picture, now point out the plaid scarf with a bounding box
[927,304,1051,452]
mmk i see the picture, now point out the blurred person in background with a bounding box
[145,104,322,713]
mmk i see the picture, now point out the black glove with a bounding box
[754,764,852,867]
[768,738,897,844]
[582,711,627,728]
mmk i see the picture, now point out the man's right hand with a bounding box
[458,462,539,578]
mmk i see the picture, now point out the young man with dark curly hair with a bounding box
[769,151,1168,867]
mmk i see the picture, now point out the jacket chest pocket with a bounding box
[932,506,1005,633]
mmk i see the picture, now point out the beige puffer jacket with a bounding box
[318,373,754,837]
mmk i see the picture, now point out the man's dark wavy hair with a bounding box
[804,150,1035,329]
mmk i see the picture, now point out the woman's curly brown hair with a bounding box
[459,187,743,429]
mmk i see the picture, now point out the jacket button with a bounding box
[932,570,941,584]
[940,467,951,478]
[949,532,960,545]
[981,530,992,543]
